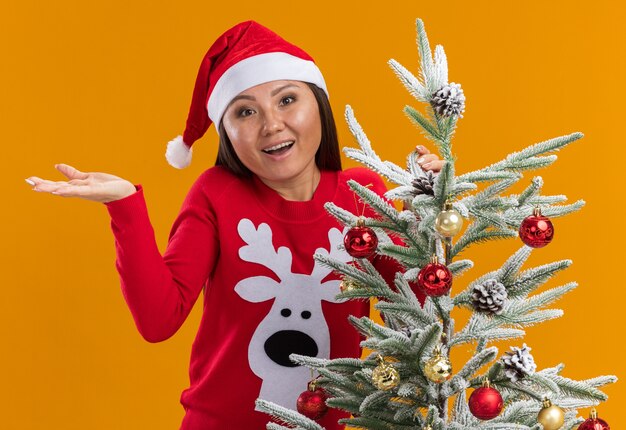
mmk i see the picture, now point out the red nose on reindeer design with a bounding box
[234,219,351,409]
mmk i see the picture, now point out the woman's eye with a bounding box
[280,96,295,106]
[238,108,254,117]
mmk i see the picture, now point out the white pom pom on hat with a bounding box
[166,20,329,169]
[165,136,193,169]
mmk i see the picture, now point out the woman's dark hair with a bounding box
[215,82,342,176]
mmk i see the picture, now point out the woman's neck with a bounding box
[259,167,322,201]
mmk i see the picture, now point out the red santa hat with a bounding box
[166,20,329,169]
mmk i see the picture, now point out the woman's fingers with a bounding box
[417,153,437,163]
[26,177,63,188]
[33,181,92,198]
[55,163,89,180]
[50,184,90,198]
[29,176,81,186]
[30,176,83,185]
[25,164,90,193]
[417,153,438,168]
[415,145,431,155]
[30,181,69,193]
[417,154,443,173]
[26,175,47,184]
[422,159,444,172]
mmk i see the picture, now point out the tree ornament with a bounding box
[435,201,464,237]
[579,408,610,430]
[468,378,504,420]
[430,82,466,117]
[371,355,400,390]
[417,255,453,297]
[471,279,508,315]
[519,207,554,248]
[340,277,362,293]
[537,398,565,430]
[501,343,537,382]
[399,325,414,338]
[344,218,378,258]
[424,345,452,383]
[296,379,328,420]
[411,171,435,197]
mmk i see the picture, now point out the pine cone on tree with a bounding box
[471,279,507,315]
[398,325,415,338]
[501,344,537,382]
[411,171,435,197]
[430,82,466,118]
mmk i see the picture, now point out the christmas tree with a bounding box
[257,19,616,430]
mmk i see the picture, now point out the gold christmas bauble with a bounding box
[537,399,565,430]
[435,202,463,237]
[340,278,361,293]
[372,356,400,390]
[424,348,452,383]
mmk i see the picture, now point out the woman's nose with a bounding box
[261,109,285,135]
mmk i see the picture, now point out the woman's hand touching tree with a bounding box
[415,145,444,172]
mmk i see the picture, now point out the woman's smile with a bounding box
[261,139,296,156]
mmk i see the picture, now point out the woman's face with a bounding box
[221,80,322,186]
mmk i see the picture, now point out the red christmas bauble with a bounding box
[468,386,504,420]
[579,410,610,430]
[417,261,452,297]
[519,208,554,248]
[344,224,378,258]
[579,418,610,430]
[296,387,328,420]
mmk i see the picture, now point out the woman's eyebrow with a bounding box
[270,83,298,96]
[229,94,255,104]
[229,84,299,104]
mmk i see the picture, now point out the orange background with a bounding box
[4,0,624,428]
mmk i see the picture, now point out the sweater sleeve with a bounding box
[104,177,218,343]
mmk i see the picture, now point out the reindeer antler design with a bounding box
[311,227,351,279]
[237,219,293,280]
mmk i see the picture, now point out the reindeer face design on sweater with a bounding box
[234,219,350,409]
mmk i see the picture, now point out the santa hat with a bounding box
[166,20,329,169]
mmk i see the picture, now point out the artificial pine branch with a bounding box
[404,105,442,142]
[348,181,409,226]
[525,194,569,205]
[457,132,584,179]
[387,58,430,102]
[451,327,525,346]
[433,114,458,158]
[445,347,498,392]
[446,259,474,276]
[450,229,518,258]
[267,423,298,430]
[504,200,586,224]
[433,161,455,207]
[256,400,324,430]
[339,416,415,430]
[415,18,436,94]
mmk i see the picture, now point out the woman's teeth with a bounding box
[263,141,295,154]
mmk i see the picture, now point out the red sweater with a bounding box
[105,166,399,429]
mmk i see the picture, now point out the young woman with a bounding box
[26,20,442,429]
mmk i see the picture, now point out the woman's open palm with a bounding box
[26,164,137,203]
